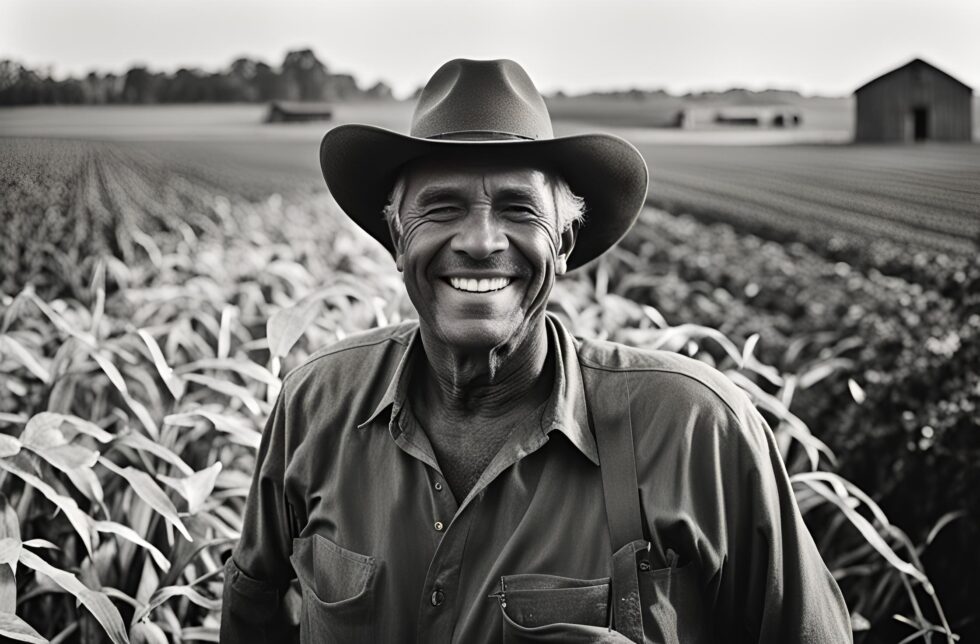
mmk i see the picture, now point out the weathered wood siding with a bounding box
[855,60,973,142]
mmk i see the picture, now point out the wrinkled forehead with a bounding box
[399,151,558,200]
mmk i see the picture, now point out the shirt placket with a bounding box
[385,408,458,642]
[394,407,553,643]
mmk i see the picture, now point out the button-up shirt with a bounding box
[220,314,851,643]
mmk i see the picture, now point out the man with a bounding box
[221,59,851,643]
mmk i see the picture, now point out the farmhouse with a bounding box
[679,106,801,129]
[265,101,333,123]
[854,58,973,142]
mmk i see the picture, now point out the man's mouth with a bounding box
[446,277,512,293]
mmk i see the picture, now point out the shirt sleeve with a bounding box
[220,384,299,643]
[717,400,853,644]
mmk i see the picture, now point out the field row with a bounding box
[634,142,980,254]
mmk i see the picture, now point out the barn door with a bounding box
[912,107,929,141]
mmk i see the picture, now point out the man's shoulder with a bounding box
[283,321,417,390]
[576,335,754,425]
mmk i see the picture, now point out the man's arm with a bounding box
[220,386,299,643]
[719,401,853,643]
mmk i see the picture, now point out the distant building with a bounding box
[265,101,333,123]
[679,106,801,129]
[854,58,973,142]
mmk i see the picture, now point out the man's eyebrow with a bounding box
[414,186,465,205]
[494,187,547,208]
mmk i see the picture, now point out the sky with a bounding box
[3,0,978,98]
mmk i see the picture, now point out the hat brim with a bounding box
[319,124,649,270]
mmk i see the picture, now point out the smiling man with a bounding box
[220,59,852,643]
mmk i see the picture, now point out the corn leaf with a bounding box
[180,374,263,415]
[130,621,168,644]
[0,612,46,644]
[164,410,260,449]
[18,549,129,644]
[93,521,170,572]
[180,625,219,642]
[0,436,21,459]
[29,413,114,444]
[0,566,14,613]
[0,460,94,556]
[23,292,96,348]
[0,413,28,426]
[176,357,278,387]
[647,323,744,366]
[793,478,926,583]
[115,432,194,476]
[123,395,160,440]
[136,329,184,400]
[91,350,129,396]
[0,495,19,542]
[266,295,323,358]
[0,537,21,576]
[217,306,235,359]
[132,585,221,623]
[727,370,837,469]
[98,458,192,542]
[0,335,50,383]
[848,378,866,404]
[157,463,222,515]
[90,257,106,336]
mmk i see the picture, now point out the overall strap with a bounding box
[582,367,648,643]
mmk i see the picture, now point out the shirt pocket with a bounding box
[495,573,634,643]
[637,560,709,644]
[290,534,379,643]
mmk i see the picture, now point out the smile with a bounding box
[447,277,512,293]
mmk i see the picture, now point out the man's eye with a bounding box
[426,206,459,217]
[504,205,536,217]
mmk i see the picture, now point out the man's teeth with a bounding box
[448,277,512,293]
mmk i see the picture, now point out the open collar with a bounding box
[355,314,599,466]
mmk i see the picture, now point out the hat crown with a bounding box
[411,59,554,141]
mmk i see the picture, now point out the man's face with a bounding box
[389,155,577,354]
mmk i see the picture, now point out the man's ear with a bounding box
[385,213,405,272]
[556,220,580,275]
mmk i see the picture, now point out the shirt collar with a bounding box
[355,314,599,466]
[356,329,418,432]
[538,314,598,465]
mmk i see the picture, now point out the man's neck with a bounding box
[414,319,550,423]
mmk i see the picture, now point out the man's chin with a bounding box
[429,318,523,354]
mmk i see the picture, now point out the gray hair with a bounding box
[382,173,586,238]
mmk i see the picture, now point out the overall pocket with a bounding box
[290,534,379,643]
[496,573,634,643]
[637,559,709,644]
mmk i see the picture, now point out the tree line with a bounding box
[0,49,393,106]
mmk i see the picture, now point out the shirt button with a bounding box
[434,521,444,531]
[431,588,445,606]
[434,481,443,491]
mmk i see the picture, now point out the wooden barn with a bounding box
[854,58,973,142]
[265,101,333,123]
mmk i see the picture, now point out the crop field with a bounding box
[4,103,976,260]
[0,110,977,642]
[636,143,980,255]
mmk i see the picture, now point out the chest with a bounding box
[419,413,518,502]
[287,429,710,644]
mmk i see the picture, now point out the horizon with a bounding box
[3,0,979,99]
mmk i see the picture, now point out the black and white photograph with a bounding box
[0,1,977,642]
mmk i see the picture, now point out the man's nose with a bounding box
[450,210,508,259]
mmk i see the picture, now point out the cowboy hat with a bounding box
[319,58,649,270]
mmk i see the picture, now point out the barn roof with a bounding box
[854,58,973,94]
